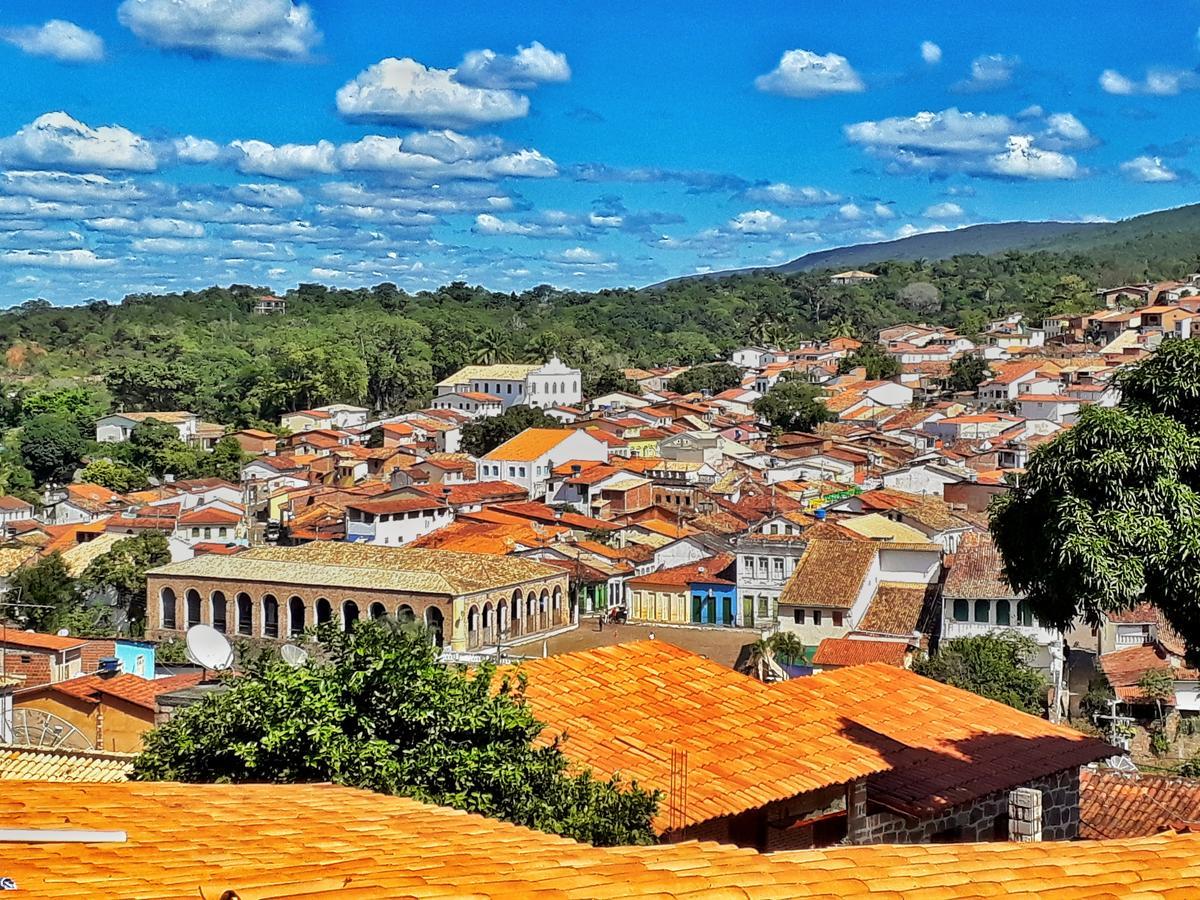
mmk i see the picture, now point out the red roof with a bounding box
[20,672,203,710]
[346,496,447,515]
[177,507,241,526]
[0,631,86,652]
[626,553,735,589]
[812,637,910,667]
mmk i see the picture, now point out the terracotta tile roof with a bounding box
[1098,643,1196,701]
[1080,769,1200,839]
[1106,602,1159,624]
[812,637,910,667]
[0,630,85,652]
[176,506,242,526]
[345,495,446,515]
[495,500,618,531]
[780,539,879,610]
[151,542,564,596]
[944,531,1021,599]
[5,783,1200,897]
[858,583,935,636]
[21,672,203,710]
[410,480,526,505]
[776,663,1114,816]
[839,513,928,543]
[626,553,734,590]
[0,745,134,782]
[509,641,893,831]
[482,426,573,461]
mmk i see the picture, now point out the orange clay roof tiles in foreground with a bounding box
[506,641,893,832]
[3,782,1200,898]
[775,662,1113,817]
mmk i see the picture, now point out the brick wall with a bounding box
[0,648,52,688]
[855,767,1080,844]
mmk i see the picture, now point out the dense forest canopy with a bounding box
[0,238,1194,433]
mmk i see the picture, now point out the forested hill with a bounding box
[3,205,1200,432]
[656,202,1200,285]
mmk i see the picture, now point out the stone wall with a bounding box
[854,767,1080,844]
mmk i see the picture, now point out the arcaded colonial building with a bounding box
[145,543,570,652]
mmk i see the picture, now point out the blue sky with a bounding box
[0,0,1198,306]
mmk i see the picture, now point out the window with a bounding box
[832,612,843,627]
[1017,600,1034,627]
[793,608,804,625]
[773,558,784,579]
[953,599,969,622]
[519,466,526,477]
[191,527,200,538]
[974,599,990,624]
[813,610,823,626]
[758,556,769,577]
[995,600,1011,626]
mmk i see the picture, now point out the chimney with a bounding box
[1008,787,1043,842]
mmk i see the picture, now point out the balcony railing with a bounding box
[942,619,1060,645]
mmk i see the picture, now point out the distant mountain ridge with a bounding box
[652,204,1200,287]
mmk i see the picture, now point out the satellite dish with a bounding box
[56,628,70,637]
[185,624,234,671]
[280,644,309,667]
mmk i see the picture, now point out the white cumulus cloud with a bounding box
[117,0,320,61]
[455,41,570,89]
[1099,67,1199,96]
[987,135,1079,180]
[0,19,104,62]
[742,182,842,206]
[920,41,942,64]
[846,108,1014,154]
[229,139,336,178]
[0,112,157,172]
[2,248,116,268]
[954,54,1018,92]
[336,57,530,129]
[1120,155,1179,183]
[729,209,786,233]
[173,135,222,163]
[755,49,865,98]
[923,201,964,219]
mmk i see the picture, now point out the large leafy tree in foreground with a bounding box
[914,633,1047,715]
[991,338,1200,663]
[134,622,659,846]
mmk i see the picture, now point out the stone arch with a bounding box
[288,595,306,637]
[526,591,538,632]
[369,601,387,620]
[552,586,563,624]
[425,606,445,648]
[210,591,228,633]
[396,603,415,624]
[236,592,252,635]
[262,594,279,638]
[316,597,332,626]
[343,600,360,630]
[482,601,494,644]
[467,604,480,649]
[160,587,177,630]
[185,589,202,628]
[510,590,522,637]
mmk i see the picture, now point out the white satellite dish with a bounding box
[280,644,309,667]
[184,624,234,671]
[56,628,70,637]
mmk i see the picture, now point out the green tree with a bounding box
[4,553,78,633]
[913,633,1047,715]
[948,354,991,393]
[79,458,149,493]
[461,407,561,457]
[133,622,658,846]
[769,632,806,666]
[122,418,198,478]
[582,365,639,399]
[666,364,742,395]
[752,378,833,432]
[79,532,171,636]
[837,342,901,380]
[18,387,106,433]
[198,436,247,483]
[19,413,87,485]
[991,339,1200,663]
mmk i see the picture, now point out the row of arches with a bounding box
[464,587,564,650]
[158,587,448,645]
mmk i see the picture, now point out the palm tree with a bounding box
[823,316,857,340]
[472,329,507,365]
[524,331,561,362]
[744,638,779,683]
[770,632,806,667]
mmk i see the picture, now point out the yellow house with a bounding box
[626,554,737,626]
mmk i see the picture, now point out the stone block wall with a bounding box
[855,767,1080,844]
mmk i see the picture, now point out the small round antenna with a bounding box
[184,624,234,671]
[56,628,70,637]
[280,644,309,667]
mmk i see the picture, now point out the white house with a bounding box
[480,428,609,499]
[313,404,370,429]
[435,356,582,411]
[1016,394,1083,425]
[96,411,198,443]
[430,391,504,419]
[344,495,452,546]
